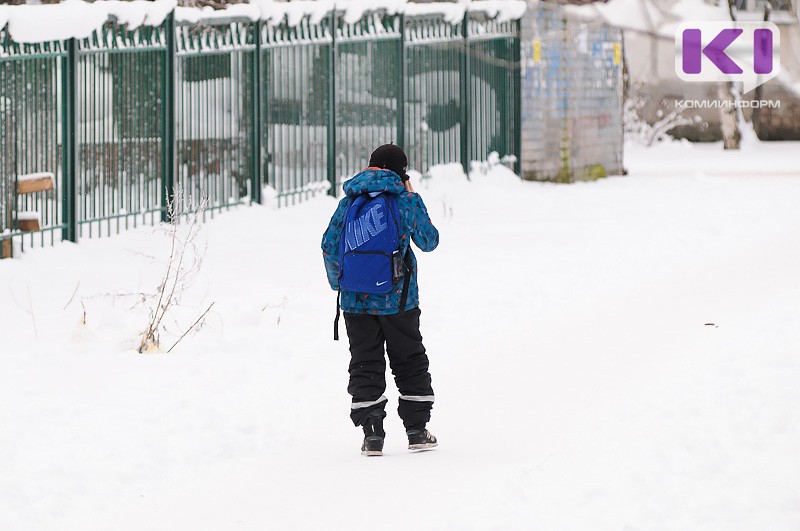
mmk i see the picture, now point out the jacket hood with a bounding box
[343,168,405,197]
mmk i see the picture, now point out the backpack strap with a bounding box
[398,250,414,316]
[333,289,341,341]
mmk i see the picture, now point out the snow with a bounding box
[17,172,54,183]
[1,140,800,529]
[15,211,40,222]
[401,1,468,24]
[564,0,730,39]
[404,0,527,25]
[1,0,526,42]
[250,0,339,26]
[3,0,176,43]
[251,0,526,27]
[175,4,260,24]
[5,0,108,44]
[468,0,528,23]
[104,0,176,29]
[625,138,800,176]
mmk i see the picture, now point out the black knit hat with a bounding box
[369,144,409,181]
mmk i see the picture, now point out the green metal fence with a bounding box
[262,15,332,205]
[0,36,67,252]
[76,23,166,237]
[175,18,255,218]
[467,17,519,165]
[0,9,520,257]
[405,15,464,171]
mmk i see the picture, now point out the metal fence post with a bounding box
[513,19,522,175]
[62,38,77,243]
[495,39,508,161]
[326,10,337,197]
[397,14,405,150]
[460,17,470,177]
[161,12,176,222]
[251,20,263,204]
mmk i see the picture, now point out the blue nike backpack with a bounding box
[333,192,413,340]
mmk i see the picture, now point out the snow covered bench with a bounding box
[17,172,55,195]
[1,231,10,259]
[16,211,41,232]
[0,172,54,259]
[14,172,54,234]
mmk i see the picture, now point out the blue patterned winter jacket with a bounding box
[321,168,439,315]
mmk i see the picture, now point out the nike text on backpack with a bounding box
[333,192,413,340]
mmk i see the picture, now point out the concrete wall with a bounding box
[520,0,624,182]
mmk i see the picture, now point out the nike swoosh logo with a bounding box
[376,281,389,286]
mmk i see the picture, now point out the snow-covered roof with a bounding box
[0,0,527,45]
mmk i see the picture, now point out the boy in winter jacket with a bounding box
[321,144,440,456]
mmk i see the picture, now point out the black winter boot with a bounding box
[407,429,438,451]
[361,410,385,457]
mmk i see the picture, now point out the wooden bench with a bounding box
[1,172,55,258]
[17,211,41,232]
[17,172,55,195]
[14,172,54,233]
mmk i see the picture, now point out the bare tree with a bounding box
[750,0,773,136]
[717,81,741,149]
[719,0,743,150]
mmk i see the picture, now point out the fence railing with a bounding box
[0,7,521,257]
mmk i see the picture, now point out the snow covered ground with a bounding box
[2,141,799,530]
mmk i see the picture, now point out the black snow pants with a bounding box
[344,308,434,432]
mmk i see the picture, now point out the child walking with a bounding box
[321,144,440,456]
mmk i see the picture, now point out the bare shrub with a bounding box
[624,83,704,146]
[138,188,213,353]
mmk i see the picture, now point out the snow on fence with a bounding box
[0,0,524,257]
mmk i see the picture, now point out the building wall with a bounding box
[520,0,624,182]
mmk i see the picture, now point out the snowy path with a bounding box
[2,144,799,530]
